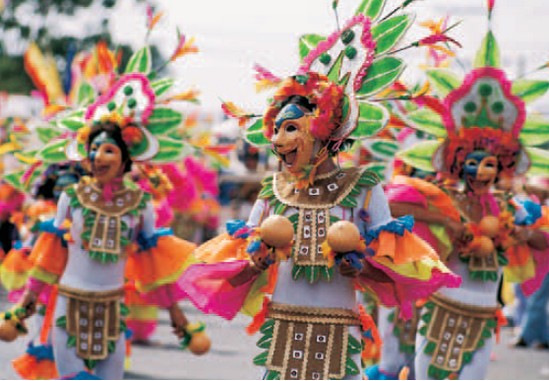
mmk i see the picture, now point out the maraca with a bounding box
[259,215,294,248]
[182,322,211,356]
[327,221,361,253]
[327,221,364,270]
[0,307,28,342]
[479,216,499,239]
[0,319,19,342]
[469,235,495,258]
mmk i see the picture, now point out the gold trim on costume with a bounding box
[275,167,370,268]
[425,293,497,373]
[75,182,143,256]
[393,306,420,350]
[273,167,366,210]
[266,303,360,380]
[58,285,124,361]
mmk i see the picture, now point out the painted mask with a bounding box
[88,132,124,185]
[271,103,317,175]
[463,150,498,194]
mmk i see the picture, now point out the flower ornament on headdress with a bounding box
[227,0,444,151]
[398,2,549,180]
[69,73,160,162]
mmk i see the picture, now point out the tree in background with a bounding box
[0,0,155,94]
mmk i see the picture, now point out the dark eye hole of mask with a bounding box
[286,124,297,133]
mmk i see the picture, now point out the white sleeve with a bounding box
[247,199,267,228]
[365,183,393,231]
[53,192,71,228]
[141,201,156,238]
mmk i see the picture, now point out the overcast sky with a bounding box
[8,0,549,115]
[104,0,549,113]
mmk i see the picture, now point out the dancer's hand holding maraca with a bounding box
[327,221,365,278]
[180,322,211,356]
[250,215,294,273]
[0,306,29,342]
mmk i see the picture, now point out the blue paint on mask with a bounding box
[88,132,115,164]
[275,103,305,129]
[463,150,490,180]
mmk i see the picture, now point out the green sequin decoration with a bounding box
[479,84,492,97]
[492,101,504,114]
[464,101,477,113]
[341,29,355,44]
[320,53,332,65]
[345,46,357,59]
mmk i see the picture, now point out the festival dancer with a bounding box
[0,26,203,379]
[0,163,83,380]
[389,8,549,378]
[127,160,221,345]
[363,17,459,376]
[179,2,461,379]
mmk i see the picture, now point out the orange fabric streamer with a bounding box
[40,284,58,345]
[246,297,270,335]
[495,309,508,344]
[506,244,531,267]
[371,230,439,264]
[192,233,249,263]
[359,305,382,361]
[260,264,278,294]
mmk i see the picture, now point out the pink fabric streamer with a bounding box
[19,278,52,305]
[177,260,257,320]
[361,260,461,320]
[412,221,440,251]
[140,281,188,308]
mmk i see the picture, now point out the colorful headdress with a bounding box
[13,9,199,178]
[228,0,447,152]
[398,4,549,179]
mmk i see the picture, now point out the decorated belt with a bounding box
[262,303,361,380]
[430,293,498,319]
[391,306,420,354]
[58,285,125,361]
[421,293,498,379]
